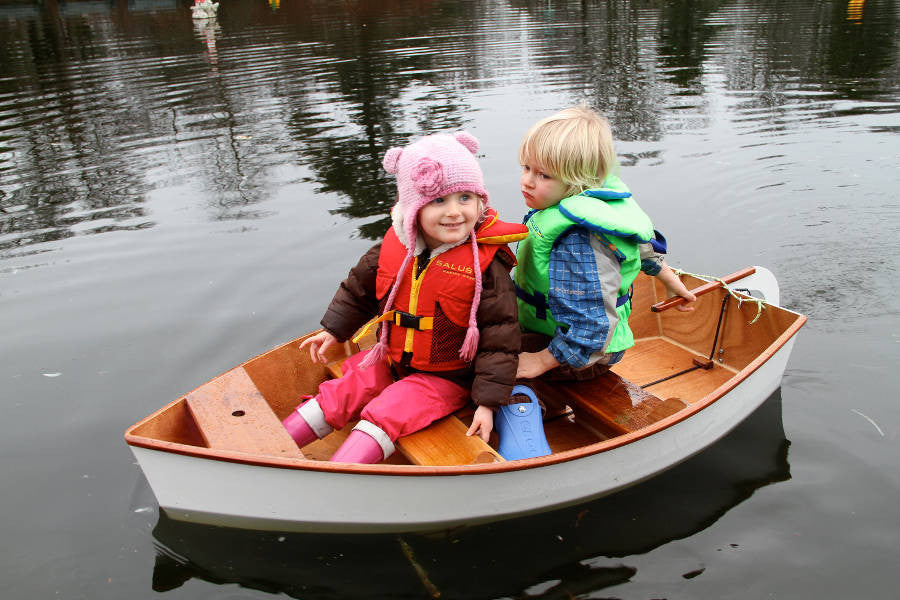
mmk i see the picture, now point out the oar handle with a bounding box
[651,267,757,312]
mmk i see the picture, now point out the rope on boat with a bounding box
[674,268,768,324]
[643,269,766,389]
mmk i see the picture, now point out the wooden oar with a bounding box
[651,267,756,312]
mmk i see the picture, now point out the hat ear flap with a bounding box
[383,147,403,174]
[454,131,479,155]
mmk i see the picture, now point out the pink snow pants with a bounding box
[315,348,470,441]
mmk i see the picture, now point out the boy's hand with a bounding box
[466,405,495,443]
[516,349,560,379]
[656,263,697,312]
[671,289,698,312]
[299,330,338,364]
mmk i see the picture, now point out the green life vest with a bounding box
[514,175,655,354]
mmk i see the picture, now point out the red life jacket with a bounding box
[375,210,527,371]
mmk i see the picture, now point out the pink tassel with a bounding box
[358,333,388,370]
[359,248,414,370]
[459,326,480,362]
[459,231,482,363]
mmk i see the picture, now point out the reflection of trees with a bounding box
[263,1,475,239]
[570,2,669,142]
[505,0,732,143]
[510,0,897,140]
[818,0,898,96]
[2,0,897,251]
[508,1,674,143]
[710,0,899,118]
[1,10,160,255]
[656,0,726,100]
[0,0,484,247]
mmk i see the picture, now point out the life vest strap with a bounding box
[616,286,633,308]
[592,231,626,264]
[352,310,434,344]
[516,282,630,318]
[514,283,548,320]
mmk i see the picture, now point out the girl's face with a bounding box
[418,191,481,249]
[520,162,569,210]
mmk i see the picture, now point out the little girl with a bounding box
[514,105,696,380]
[283,132,528,464]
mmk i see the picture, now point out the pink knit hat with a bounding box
[360,131,489,368]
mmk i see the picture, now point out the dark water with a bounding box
[1,1,897,598]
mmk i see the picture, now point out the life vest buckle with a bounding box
[393,310,424,330]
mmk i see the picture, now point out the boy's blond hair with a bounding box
[518,105,618,196]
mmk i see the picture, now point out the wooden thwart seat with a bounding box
[529,371,686,439]
[326,357,504,466]
[186,367,304,458]
[396,415,503,466]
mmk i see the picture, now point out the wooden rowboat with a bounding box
[125,266,805,533]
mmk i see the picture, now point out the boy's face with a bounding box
[418,191,481,249]
[520,163,569,210]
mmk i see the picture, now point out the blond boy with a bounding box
[515,106,695,379]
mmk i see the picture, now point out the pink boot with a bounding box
[329,429,385,464]
[282,398,333,449]
[282,411,317,448]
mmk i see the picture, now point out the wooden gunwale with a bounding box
[125,310,806,476]
[651,266,756,312]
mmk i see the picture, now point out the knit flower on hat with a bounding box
[410,158,445,197]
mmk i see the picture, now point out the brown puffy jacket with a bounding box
[320,242,519,408]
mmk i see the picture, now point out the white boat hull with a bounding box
[130,334,794,533]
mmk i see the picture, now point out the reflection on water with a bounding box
[148,393,790,599]
[1,0,896,254]
[193,14,220,70]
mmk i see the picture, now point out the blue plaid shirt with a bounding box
[545,228,661,368]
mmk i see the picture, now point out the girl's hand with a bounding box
[516,349,560,379]
[466,405,495,443]
[299,330,338,364]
